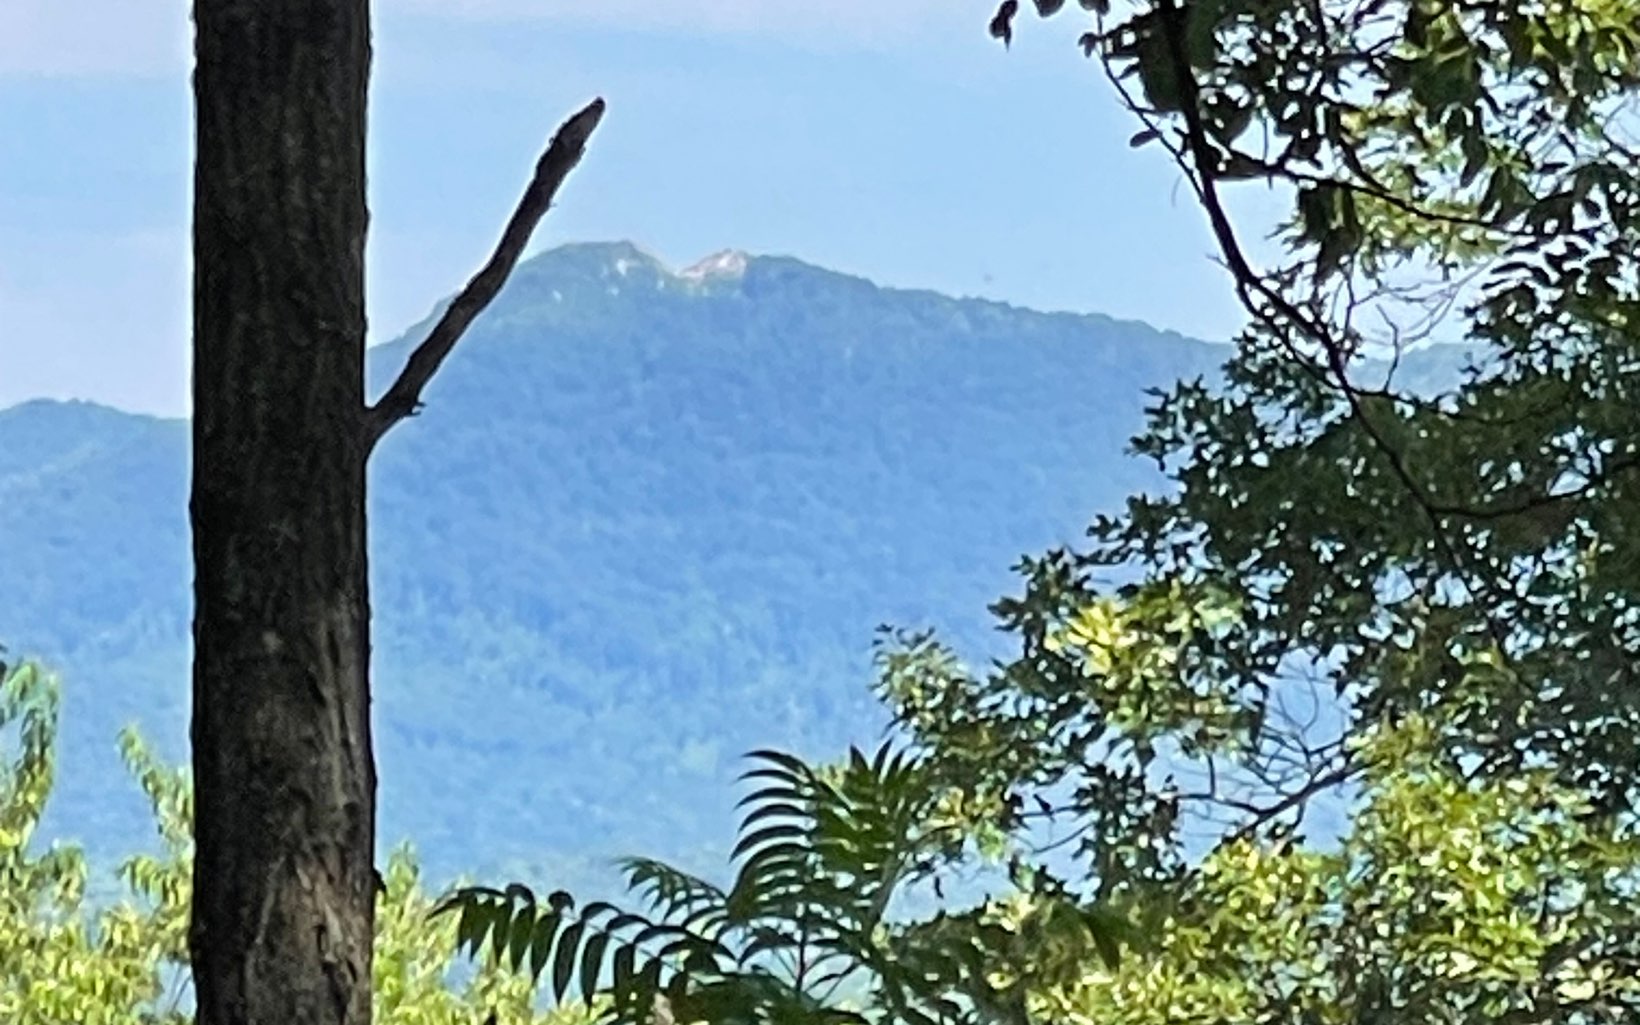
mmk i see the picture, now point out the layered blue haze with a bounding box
[2,241,1232,892]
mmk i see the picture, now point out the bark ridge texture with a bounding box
[190,1,376,1023]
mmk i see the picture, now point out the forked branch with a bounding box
[364,97,607,450]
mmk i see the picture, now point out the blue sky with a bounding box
[1,0,1273,416]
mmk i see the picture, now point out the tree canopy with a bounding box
[965,0,1640,883]
[891,0,1640,1017]
[458,0,1640,1021]
[992,0,1640,810]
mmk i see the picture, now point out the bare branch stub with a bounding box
[364,97,607,450]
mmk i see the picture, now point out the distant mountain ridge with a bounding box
[3,240,1238,891]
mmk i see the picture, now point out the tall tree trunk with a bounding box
[188,0,601,1015]
[189,1,376,1022]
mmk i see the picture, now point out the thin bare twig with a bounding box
[364,97,607,450]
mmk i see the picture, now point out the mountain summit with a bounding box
[3,242,1226,888]
[679,249,749,282]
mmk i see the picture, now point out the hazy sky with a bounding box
[1,0,1274,416]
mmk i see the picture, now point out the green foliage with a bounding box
[865,0,1640,1018]
[872,548,1640,1018]
[1035,716,1640,1021]
[974,0,1640,856]
[0,658,598,1025]
[373,843,599,1025]
[437,744,1127,1025]
[0,658,187,1025]
[995,0,1640,814]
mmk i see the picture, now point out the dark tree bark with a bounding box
[188,1,602,1021]
[190,2,374,1022]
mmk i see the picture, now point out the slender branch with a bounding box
[1224,760,1360,845]
[1030,820,1095,857]
[364,97,607,450]
[1234,147,1545,239]
[1425,455,1640,521]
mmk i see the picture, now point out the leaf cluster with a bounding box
[0,658,593,1025]
[436,745,1127,1025]
[985,0,1640,843]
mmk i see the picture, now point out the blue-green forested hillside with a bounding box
[3,241,1233,893]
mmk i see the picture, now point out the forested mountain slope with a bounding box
[5,241,1239,888]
